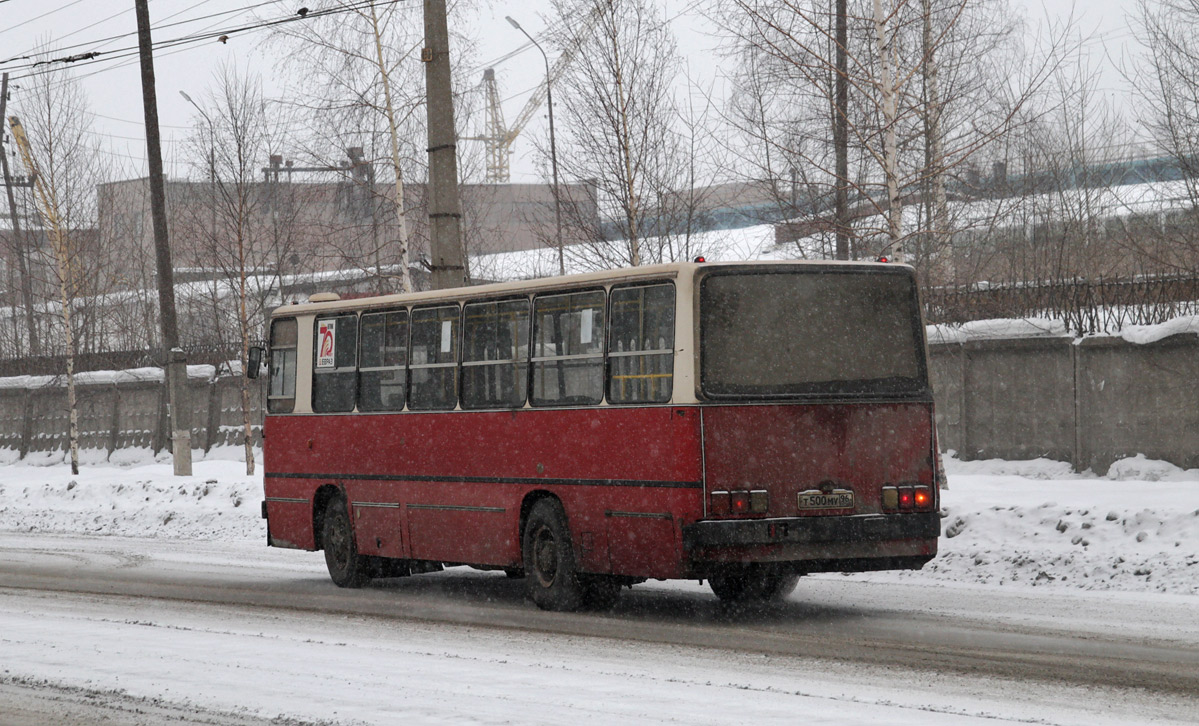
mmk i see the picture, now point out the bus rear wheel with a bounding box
[708,570,799,603]
[322,497,371,588]
[523,499,585,611]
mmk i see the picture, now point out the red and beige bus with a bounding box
[256,260,940,610]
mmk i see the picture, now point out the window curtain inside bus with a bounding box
[409,305,459,410]
[462,299,530,409]
[312,314,358,412]
[358,310,408,412]
[267,318,297,413]
[531,290,605,406]
[608,283,674,404]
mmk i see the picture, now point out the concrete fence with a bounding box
[0,367,264,460]
[0,332,1194,474]
[930,332,1199,474]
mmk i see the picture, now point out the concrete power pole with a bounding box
[135,0,191,476]
[423,0,466,290]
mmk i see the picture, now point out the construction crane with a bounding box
[467,11,599,184]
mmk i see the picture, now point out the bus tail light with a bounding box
[730,490,750,514]
[914,485,933,511]
[881,486,898,512]
[749,490,769,513]
[710,491,730,515]
[898,486,915,510]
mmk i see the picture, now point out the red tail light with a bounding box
[914,485,933,511]
[730,490,750,514]
[898,486,915,510]
[710,491,730,515]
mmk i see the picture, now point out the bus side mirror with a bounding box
[246,346,264,379]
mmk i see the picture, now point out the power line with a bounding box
[5,1,398,81]
[2,0,281,66]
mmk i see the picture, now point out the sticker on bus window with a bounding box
[317,320,336,368]
[440,320,453,353]
[580,308,593,344]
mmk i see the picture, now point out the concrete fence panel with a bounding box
[113,381,164,451]
[27,387,70,453]
[1077,334,1199,474]
[960,337,1076,463]
[75,386,118,453]
[928,345,964,454]
[0,388,29,454]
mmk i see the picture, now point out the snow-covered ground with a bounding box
[2,448,1197,725]
[2,447,1197,597]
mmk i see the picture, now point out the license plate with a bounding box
[797,490,854,510]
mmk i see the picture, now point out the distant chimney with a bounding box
[992,161,1008,187]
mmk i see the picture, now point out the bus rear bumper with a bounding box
[682,512,940,551]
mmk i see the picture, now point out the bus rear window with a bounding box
[700,269,926,397]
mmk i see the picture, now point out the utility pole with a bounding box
[136,0,191,476]
[0,73,40,355]
[834,0,850,260]
[423,0,466,290]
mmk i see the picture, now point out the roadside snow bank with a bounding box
[1,449,1196,596]
[867,454,1199,595]
[0,447,262,542]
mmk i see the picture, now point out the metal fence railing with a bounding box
[924,275,1199,335]
[0,342,263,379]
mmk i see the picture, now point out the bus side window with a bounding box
[359,310,408,412]
[409,305,459,411]
[531,290,605,406]
[312,314,358,413]
[608,283,675,404]
[462,299,529,409]
[267,318,298,413]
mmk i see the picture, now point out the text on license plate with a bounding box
[797,490,854,510]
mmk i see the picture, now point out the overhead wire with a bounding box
[2,0,284,67]
[4,0,399,81]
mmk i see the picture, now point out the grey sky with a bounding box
[0,0,1144,185]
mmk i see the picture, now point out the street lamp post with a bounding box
[179,90,217,247]
[506,16,564,277]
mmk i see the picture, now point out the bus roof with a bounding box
[270,259,907,318]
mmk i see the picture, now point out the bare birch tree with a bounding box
[1127,0,1199,276]
[716,0,1069,276]
[7,59,111,473]
[548,0,706,269]
[179,64,292,474]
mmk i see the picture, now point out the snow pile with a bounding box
[870,454,1199,595]
[1,448,1197,596]
[1119,314,1199,345]
[927,318,1068,344]
[0,448,262,542]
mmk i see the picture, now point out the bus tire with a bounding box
[322,497,371,588]
[523,499,584,611]
[709,570,799,603]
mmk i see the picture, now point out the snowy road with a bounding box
[3,533,1198,725]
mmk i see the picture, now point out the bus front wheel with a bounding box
[523,499,585,611]
[708,570,799,603]
[322,497,371,588]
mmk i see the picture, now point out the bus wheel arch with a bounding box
[311,484,342,551]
